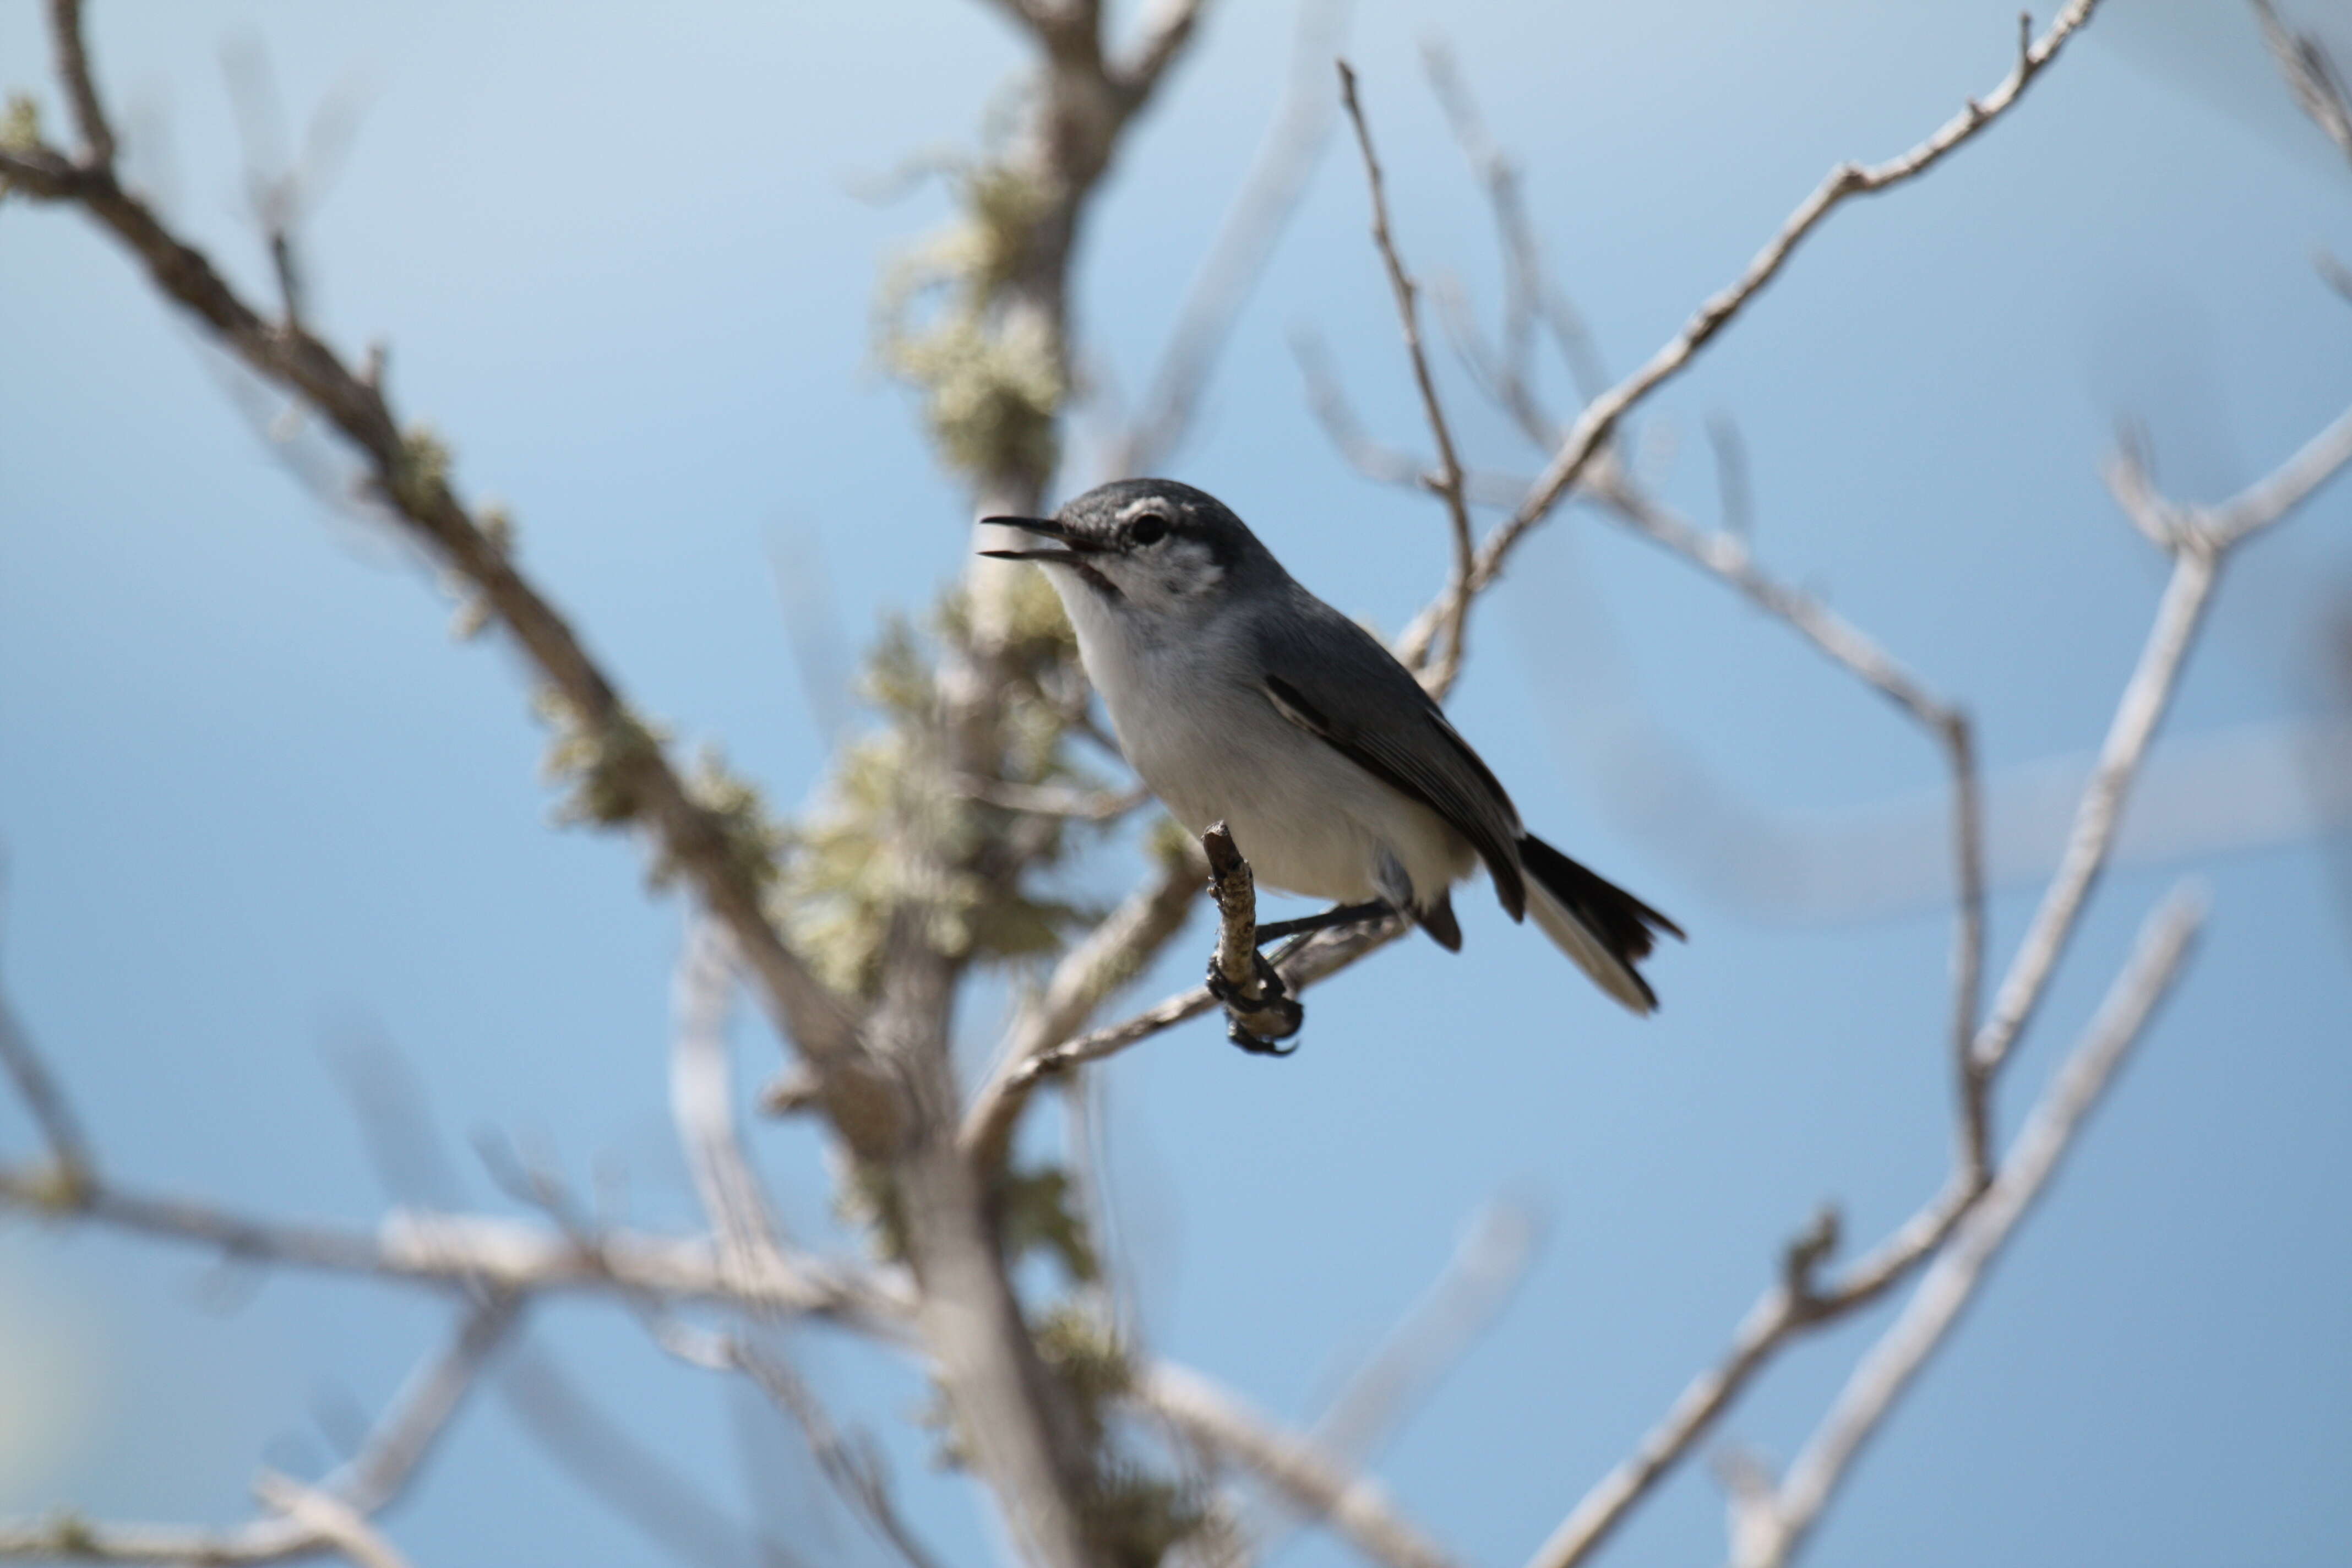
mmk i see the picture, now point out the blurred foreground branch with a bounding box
[1392,0,2105,669]
[0,1295,518,1566]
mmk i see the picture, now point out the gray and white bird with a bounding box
[982,478,1681,1014]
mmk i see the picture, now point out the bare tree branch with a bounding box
[1521,1173,1985,1568]
[45,0,113,167]
[664,928,938,1567]
[1314,36,2007,1177]
[2195,398,2352,548]
[0,1296,516,1566]
[979,906,1402,1097]
[1121,0,1214,99]
[0,122,888,1153]
[1394,0,2106,668]
[16,0,1127,1548]
[671,919,791,1270]
[955,775,1153,820]
[1291,328,1549,508]
[0,1165,911,1331]
[1576,461,1990,1179]
[1320,45,2001,1118]
[1975,402,2352,1087]
[1968,550,2213,1084]
[1420,40,1608,422]
[8,8,2320,1568]
[326,1036,812,1568]
[336,1295,524,1512]
[1337,61,1477,695]
[912,0,1234,1545]
[248,1474,412,1568]
[0,978,93,1194]
[1142,1362,1465,1568]
[1736,886,2207,1568]
[1526,389,2350,1568]
[1305,296,1994,1182]
[964,838,1205,1167]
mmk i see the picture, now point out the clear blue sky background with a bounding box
[2,2,2348,1566]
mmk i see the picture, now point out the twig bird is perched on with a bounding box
[983,478,1683,1012]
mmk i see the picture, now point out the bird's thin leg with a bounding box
[1253,900,1393,944]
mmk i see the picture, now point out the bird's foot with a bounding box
[1206,949,1303,1055]
[1252,900,1393,944]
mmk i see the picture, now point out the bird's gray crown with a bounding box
[1049,478,1276,576]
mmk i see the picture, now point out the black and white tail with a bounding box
[1517,834,1684,1014]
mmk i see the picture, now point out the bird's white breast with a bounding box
[1053,576,1473,908]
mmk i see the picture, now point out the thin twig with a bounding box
[1739,886,2206,1568]
[1531,396,2350,1568]
[0,1297,516,1566]
[1520,1177,1971,1568]
[1969,547,2208,1076]
[1577,461,1989,1176]
[962,837,1204,1166]
[669,918,790,1272]
[2199,398,2352,547]
[0,980,94,1191]
[1291,328,1559,508]
[1422,40,1608,420]
[45,0,114,167]
[335,1294,523,1512]
[990,910,1401,1093]
[1142,1362,1466,1568]
[1977,401,2352,1084]
[1333,46,2000,1142]
[249,1475,411,1568]
[0,9,885,1151]
[0,1165,912,1331]
[1395,0,2106,667]
[925,0,1227,1546]
[1120,0,1215,99]
[1337,61,1478,695]
[955,775,1153,821]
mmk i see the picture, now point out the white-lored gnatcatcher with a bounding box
[982,478,1681,1015]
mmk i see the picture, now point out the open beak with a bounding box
[977,515,1101,565]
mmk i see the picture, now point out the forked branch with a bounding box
[1733,886,2206,1568]
[1394,0,2106,667]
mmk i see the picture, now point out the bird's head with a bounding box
[980,478,1273,622]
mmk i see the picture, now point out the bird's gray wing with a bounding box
[1255,595,1527,919]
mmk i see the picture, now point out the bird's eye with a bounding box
[1130,513,1169,546]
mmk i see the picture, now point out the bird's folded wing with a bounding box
[1261,671,1527,919]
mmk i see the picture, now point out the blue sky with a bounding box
[2,2,2348,1566]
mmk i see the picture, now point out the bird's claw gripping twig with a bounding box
[1201,823,1312,1054]
[1206,949,1304,1054]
